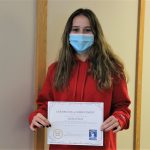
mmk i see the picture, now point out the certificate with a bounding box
[47,101,104,146]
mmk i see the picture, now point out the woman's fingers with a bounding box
[101,116,121,133]
[37,113,50,125]
[33,116,47,127]
[30,113,51,131]
[35,113,50,126]
[104,121,119,132]
[30,120,43,132]
[113,125,121,133]
[30,123,36,132]
[101,119,115,130]
[33,120,44,128]
[101,116,115,130]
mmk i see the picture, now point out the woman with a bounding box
[29,8,131,150]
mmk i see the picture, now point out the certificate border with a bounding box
[47,101,104,146]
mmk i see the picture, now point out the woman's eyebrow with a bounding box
[84,26,91,29]
[72,26,91,28]
[72,26,79,28]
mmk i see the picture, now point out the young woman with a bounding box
[29,8,131,150]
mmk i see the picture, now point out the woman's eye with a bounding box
[85,28,92,32]
[71,28,79,32]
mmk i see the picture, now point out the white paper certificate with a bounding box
[47,102,104,146]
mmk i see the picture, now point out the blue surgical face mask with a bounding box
[69,34,94,53]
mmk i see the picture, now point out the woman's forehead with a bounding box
[72,15,90,27]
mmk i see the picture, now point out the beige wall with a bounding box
[141,0,150,150]
[0,0,35,149]
[46,0,138,149]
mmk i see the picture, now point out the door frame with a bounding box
[34,0,145,150]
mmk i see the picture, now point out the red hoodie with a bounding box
[29,60,131,150]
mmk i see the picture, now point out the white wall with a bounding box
[0,0,35,149]
[141,0,150,150]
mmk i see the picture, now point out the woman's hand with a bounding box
[101,115,121,133]
[30,113,51,131]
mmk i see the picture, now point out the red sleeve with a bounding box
[111,77,131,130]
[28,63,56,125]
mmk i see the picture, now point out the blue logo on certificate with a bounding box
[89,129,97,140]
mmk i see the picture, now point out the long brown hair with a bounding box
[54,8,126,90]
